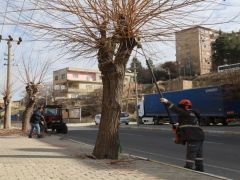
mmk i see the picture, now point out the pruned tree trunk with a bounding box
[93,66,124,159]
[22,98,35,132]
[93,38,136,159]
[22,82,43,132]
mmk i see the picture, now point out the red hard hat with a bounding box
[178,99,192,107]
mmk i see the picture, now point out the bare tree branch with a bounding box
[6,0,236,58]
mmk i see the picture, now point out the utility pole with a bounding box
[125,76,132,113]
[6,37,13,129]
[133,57,139,126]
[45,86,48,105]
[0,35,22,129]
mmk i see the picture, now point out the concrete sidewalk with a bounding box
[0,134,229,180]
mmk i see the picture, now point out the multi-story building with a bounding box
[175,26,219,75]
[53,67,133,100]
[0,99,4,109]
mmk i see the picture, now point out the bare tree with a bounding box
[8,0,232,159]
[1,82,17,129]
[17,58,50,132]
[1,88,9,129]
[38,82,54,105]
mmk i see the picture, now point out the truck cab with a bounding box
[138,99,168,125]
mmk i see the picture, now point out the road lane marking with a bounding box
[125,146,185,161]
[64,135,95,145]
[124,146,240,174]
[121,133,144,137]
[205,164,240,173]
[205,141,224,145]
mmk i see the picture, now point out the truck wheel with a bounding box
[222,119,228,126]
[138,118,144,124]
[153,119,159,125]
[56,128,61,133]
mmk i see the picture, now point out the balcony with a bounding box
[68,88,82,93]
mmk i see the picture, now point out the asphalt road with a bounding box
[66,125,240,180]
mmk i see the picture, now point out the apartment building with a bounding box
[53,67,133,99]
[175,26,219,75]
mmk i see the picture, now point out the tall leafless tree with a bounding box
[1,82,18,129]
[7,0,233,159]
[1,88,10,129]
[17,58,49,132]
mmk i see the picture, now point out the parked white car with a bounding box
[95,112,129,125]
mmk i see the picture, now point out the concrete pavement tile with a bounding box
[0,135,223,180]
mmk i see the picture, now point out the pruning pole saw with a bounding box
[140,48,180,143]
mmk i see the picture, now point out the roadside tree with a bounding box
[161,61,178,79]
[1,88,10,129]
[17,59,50,132]
[1,83,19,129]
[212,32,240,70]
[8,0,230,159]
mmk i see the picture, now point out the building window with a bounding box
[73,73,78,78]
[55,76,58,81]
[87,75,93,81]
[61,74,65,79]
[86,85,93,89]
[54,85,60,90]
[61,85,66,90]
[71,94,77,98]
[210,33,214,39]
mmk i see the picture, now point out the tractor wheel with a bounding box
[62,124,68,134]
[56,128,61,134]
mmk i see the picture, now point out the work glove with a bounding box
[160,98,168,104]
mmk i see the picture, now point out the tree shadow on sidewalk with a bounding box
[0,154,71,159]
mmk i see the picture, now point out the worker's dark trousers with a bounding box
[185,141,204,171]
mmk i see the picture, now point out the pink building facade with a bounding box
[53,67,133,100]
[53,68,102,99]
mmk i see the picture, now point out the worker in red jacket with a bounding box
[160,98,205,172]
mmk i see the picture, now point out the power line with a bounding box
[1,0,10,35]
[19,0,40,38]
[13,0,26,36]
